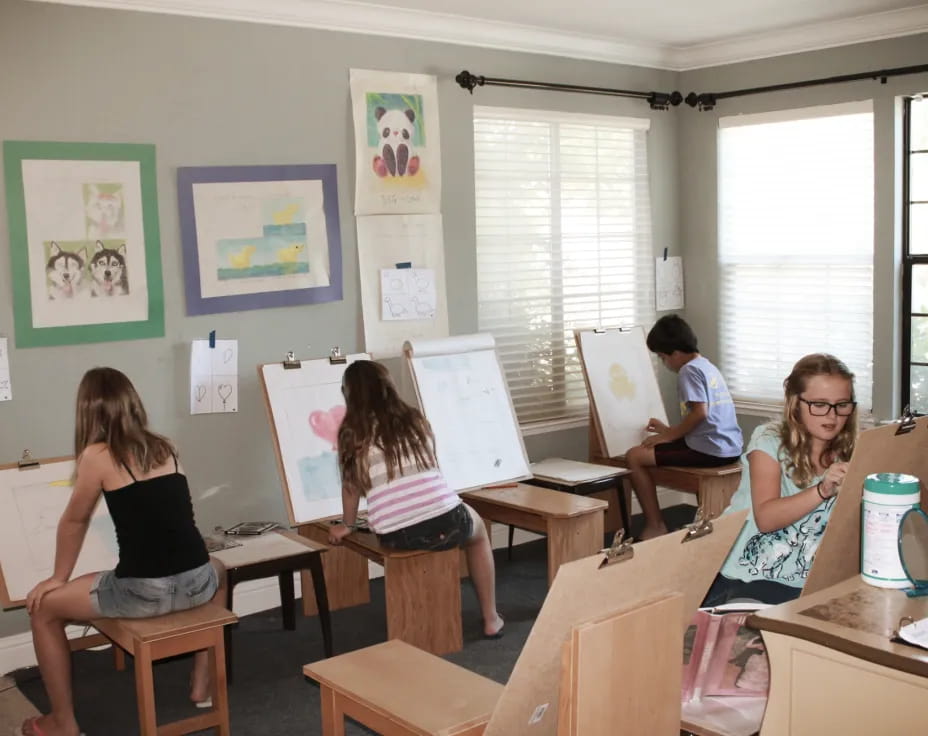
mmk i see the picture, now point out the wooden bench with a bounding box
[460,484,607,586]
[299,519,462,655]
[593,455,742,519]
[93,601,237,735]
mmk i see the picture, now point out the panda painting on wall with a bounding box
[373,106,421,178]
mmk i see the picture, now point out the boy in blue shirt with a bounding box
[626,315,743,539]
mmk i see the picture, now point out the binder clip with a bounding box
[282,351,301,370]
[599,530,634,568]
[328,347,347,365]
[18,449,40,469]
[681,512,713,543]
[895,405,917,436]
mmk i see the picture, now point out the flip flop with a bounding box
[484,626,504,640]
[194,697,213,709]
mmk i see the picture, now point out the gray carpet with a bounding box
[13,505,697,735]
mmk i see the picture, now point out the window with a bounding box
[902,95,928,413]
[473,107,655,430]
[717,102,874,408]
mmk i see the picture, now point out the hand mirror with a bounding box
[898,507,928,598]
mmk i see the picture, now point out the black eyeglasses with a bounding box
[798,398,857,416]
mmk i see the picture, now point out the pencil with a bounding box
[483,483,519,489]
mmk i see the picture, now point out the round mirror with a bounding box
[898,507,928,591]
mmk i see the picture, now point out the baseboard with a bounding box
[1,493,694,676]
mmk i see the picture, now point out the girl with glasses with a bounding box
[703,354,857,607]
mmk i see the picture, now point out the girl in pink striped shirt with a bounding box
[328,360,504,638]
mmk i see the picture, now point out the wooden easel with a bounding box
[304,511,748,736]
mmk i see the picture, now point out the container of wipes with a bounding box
[861,472,921,588]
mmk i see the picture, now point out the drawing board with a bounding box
[0,457,117,608]
[805,416,928,596]
[484,510,747,735]
[404,334,531,491]
[575,327,668,458]
[258,353,369,526]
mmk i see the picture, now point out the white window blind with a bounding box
[718,101,874,407]
[474,106,655,429]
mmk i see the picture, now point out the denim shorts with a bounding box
[90,561,219,618]
[377,504,474,552]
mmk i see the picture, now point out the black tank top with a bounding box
[102,457,209,578]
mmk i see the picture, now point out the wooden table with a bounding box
[300,519,463,656]
[461,484,607,586]
[211,529,332,679]
[749,576,928,735]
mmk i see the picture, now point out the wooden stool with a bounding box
[304,639,503,736]
[92,601,237,736]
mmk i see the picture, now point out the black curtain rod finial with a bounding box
[648,90,683,110]
[684,92,716,111]
[456,70,485,94]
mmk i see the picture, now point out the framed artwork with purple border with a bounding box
[177,164,342,315]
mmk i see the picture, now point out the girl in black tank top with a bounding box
[21,368,222,736]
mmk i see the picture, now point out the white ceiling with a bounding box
[30,0,928,69]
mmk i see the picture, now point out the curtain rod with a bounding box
[455,70,683,110]
[686,63,928,110]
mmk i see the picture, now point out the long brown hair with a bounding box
[74,367,174,474]
[778,354,857,487]
[337,361,436,495]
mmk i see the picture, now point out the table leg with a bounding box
[617,476,632,535]
[279,570,296,630]
[307,553,334,658]
[224,579,236,684]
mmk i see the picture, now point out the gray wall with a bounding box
[0,0,677,637]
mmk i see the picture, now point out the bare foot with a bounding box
[484,613,504,638]
[21,714,80,736]
[638,524,668,541]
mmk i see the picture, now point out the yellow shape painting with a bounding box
[609,363,637,400]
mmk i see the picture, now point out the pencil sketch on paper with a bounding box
[655,256,684,311]
[380,267,436,321]
[189,338,239,414]
[0,460,118,606]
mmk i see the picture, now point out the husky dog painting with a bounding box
[84,183,125,239]
[88,240,129,297]
[45,242,86,300]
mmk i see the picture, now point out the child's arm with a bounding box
[750,451,846,533]
[26,447,106,612]
[642,402,708,447]
[328,484,362,544]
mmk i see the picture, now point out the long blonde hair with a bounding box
[778,354,857,487]
[337,361,436,496]
[74,367,174,473]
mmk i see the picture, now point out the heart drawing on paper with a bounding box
[195,385,207,402]
[223,348,233,364]
[218,384,233,401]
[309,405,346,451]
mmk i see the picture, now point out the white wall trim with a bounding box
[29,0,928,71]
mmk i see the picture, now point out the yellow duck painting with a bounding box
[228,244,257,269]
[272,203,300,225]
[277,243,305,263]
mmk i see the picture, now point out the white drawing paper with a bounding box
[260,356,369,525]
[578,327,668,457]
[655,256,685,311]
[191,179,330,300]
[357,215,449,357]
[350,69,442,215]
[21,159,150,329]
[190,338,239,414]
[0,459,118,605]
[0,337,11,401]
[405,334,531,491]
[380,267,436,321]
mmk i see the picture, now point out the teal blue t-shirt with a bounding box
[719,422,836,588]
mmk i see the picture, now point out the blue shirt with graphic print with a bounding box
[677,355,742,458]
[719,422,836,588]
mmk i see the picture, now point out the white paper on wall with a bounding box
[190,338,239,414]
[0,337,11,401]
[655,256,684,311]
[380,267,436,321]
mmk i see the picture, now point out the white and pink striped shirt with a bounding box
[365,447,460,534]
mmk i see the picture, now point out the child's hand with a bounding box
[645,417,668,434]
[820,462,848,498]
[328,523,353,545]
[26,577,65,614]
[641,432,672,448]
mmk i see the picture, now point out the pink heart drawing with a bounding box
[309,405,346,451]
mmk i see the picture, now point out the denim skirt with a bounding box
[89,561,218,618]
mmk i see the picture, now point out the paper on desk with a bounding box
[530,457,623,484]
[898,617,928,650]
[209,531,316,566]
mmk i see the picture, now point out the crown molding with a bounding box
[27,0,928,71]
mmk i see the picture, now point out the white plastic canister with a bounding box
[861,472,921,588]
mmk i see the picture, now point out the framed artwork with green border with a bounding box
[3,141,164,347]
